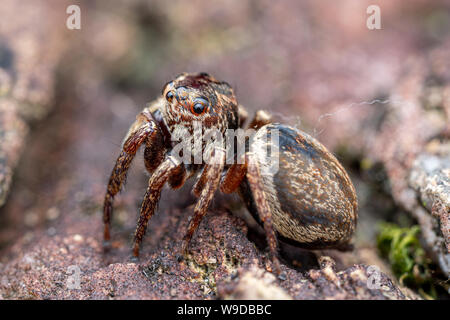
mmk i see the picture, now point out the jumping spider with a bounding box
[103,72,358,275]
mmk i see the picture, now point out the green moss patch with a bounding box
[376,223,437,299]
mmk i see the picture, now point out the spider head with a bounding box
[161,72,239,135]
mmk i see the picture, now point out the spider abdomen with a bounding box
[239,124,358,249]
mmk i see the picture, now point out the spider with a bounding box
[103,72,358,275]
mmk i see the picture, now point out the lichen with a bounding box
[185,249,243,296]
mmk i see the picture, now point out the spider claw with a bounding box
[177,240,189,262]
[102,240,111,252]
[131,242,142,262]
[130,255,139,263]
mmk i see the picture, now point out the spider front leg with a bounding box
[103,110,164,246]
[238,104,249,128]
[180,147,226,256]
[191,107,265,197]
[132,155,184,258]
[247,110,273,130]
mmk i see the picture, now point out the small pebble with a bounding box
[24,211,39,227]
[47,227,56,236]
[46,207,60,220]
[73,234,84,242]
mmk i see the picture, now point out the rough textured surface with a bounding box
[0,100,28,206]
[365,59,450,277]
[0,0,449,299]
[0,0,67,207]
[218,266,293,300]
[218,258,416,300]
[409,145,450,273]
[0,207,417,300]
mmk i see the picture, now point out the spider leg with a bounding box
[181,147,226,255]
[220,162,247,194]
[238,104,249,128]
[168,163,187,189]
[191,104,248,197]
[245,152,282,275]
[103,110,163,245]
[132,156,183,258]
[247,110,273,130]
[192,163,210,197]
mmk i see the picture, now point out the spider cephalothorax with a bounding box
[161,72,239,135]
[103,72,358,277]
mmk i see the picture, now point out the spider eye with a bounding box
[165,91,174,103]
[191,98,209,115]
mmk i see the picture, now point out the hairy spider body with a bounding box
[103,72,358,276]
[238,124,357,250]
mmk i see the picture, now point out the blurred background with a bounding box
[0,0,449,299]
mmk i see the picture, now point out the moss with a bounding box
[376,223,437,299]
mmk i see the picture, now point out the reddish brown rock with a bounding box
[0,0,68,207]
[0,206,418,300]
[1,0,448,300]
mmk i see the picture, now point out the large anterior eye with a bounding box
[165,91,174,103]
[191,98,209,115]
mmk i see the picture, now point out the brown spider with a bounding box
[103,72,358,275]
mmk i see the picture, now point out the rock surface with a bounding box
[0,0,68,207]
[0,207,417,300]
[365,58,450,277]
[409,147,450,273]
[1,0,449,299]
